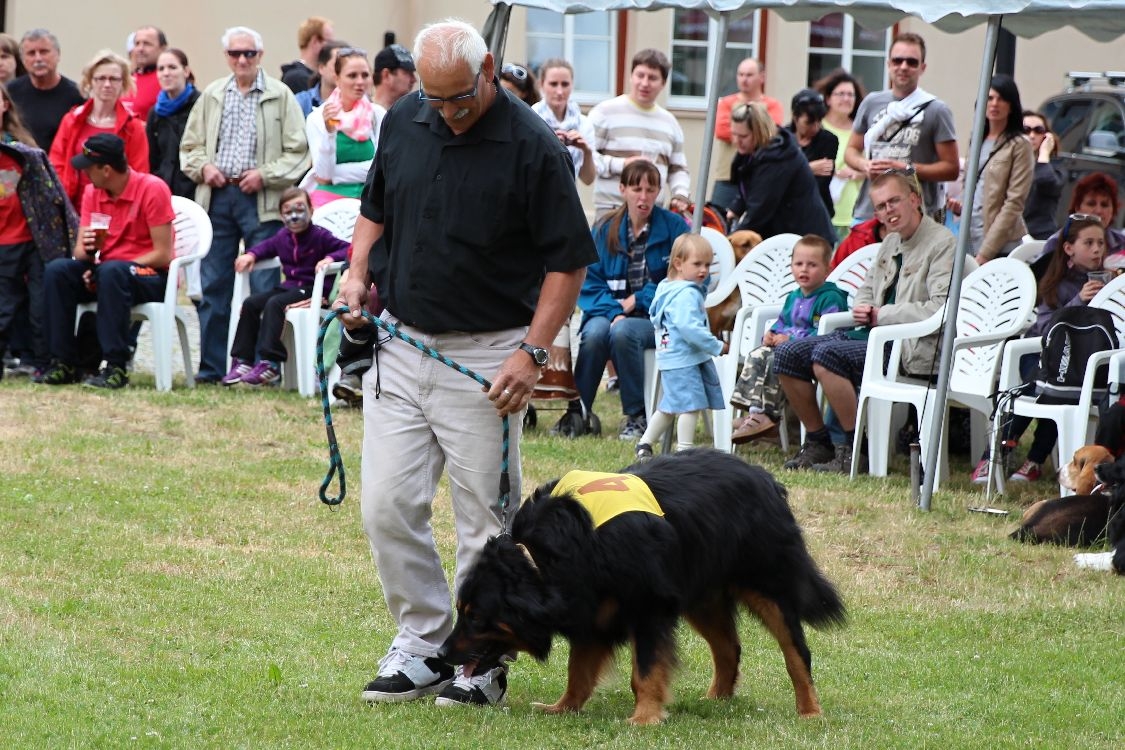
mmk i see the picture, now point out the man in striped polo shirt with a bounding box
[589,49,692,219]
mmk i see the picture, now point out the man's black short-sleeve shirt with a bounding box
[360,81,597,332]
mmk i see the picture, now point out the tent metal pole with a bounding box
[692,11,729,231]
[919,14,1003,511]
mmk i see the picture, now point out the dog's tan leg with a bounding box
[742,592,822,717]
[627,642,673,725]
[532,641,613,715]
[685,605,740,699]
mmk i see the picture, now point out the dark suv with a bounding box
[1040,72,1125,226]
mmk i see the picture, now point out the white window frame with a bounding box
[807,13,891,91]
[525,11,618,107]
[667,10,761,110]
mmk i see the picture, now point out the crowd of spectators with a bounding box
[1,20,1121,482]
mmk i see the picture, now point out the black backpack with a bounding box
[1033,306,1120,404]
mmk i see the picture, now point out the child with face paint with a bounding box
[223,188,351,386]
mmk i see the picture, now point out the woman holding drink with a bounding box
[303,47,378,207]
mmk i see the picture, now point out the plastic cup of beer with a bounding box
[90,213,111,254]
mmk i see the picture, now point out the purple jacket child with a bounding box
[245,224,351,290]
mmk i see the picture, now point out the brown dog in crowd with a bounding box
[706,229,763,338]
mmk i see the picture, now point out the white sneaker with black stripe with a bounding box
[434,660,511,707]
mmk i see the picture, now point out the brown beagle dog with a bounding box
[1059,445,1114,495]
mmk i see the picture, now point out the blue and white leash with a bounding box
[314,308,512,529]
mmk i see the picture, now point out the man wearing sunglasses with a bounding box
[845,32,958,224]
[180,25,310,384]
[337,20,595,710]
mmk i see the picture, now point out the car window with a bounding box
[1083,100,1125,153]
[1044,99,1091,155]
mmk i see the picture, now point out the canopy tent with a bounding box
[485,0,1125,510]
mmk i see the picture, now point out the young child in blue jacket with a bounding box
[635,233,727,457]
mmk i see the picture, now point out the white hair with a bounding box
[413,19,486,73]
[222,26,264,51]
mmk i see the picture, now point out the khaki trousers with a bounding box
[360,313,525,656]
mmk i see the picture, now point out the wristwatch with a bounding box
[519,342,549,367]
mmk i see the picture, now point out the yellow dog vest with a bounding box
[550,470,664,527]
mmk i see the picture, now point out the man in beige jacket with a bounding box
[775,169,957,472]
[180,25,309,383]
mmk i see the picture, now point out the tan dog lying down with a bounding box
[706,229,763,338]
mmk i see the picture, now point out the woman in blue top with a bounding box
[635,233,726,457]
[561,160,690,440]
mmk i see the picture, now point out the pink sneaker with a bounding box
[970,458,990,484]
[241,360,282,387]
[1008,460,1042,483]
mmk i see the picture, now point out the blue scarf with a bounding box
[154,83,195,117]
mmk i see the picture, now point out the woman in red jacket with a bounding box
[49,49,148,208]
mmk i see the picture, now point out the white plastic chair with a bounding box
[994,272,1125,495]
[851,258,1037,489]
[228,200,355,396]
[1008,239,1046,264]
[74,195,212,391]
[700,226,736,297]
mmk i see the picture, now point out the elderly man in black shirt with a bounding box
[338,20,596,709]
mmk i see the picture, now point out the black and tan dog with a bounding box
[439,449,846,724]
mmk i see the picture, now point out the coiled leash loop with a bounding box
[315,309,512,529]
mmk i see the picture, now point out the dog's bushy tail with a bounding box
[797,565,847,629]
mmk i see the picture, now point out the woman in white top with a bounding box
[531,58,595,185]
[304,47,378,208]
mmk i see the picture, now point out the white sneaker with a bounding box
[361,648,454,703]
[434,661,510,707]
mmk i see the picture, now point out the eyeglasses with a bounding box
[872,195,906,215]
[92,75,123,85]
[1023,124,1047,135]
[501,63,528,82]
[226,49,259,60]
[830,90,856,99]
[418,70,481,107]
[890,56,921,68]
[336,47,368,60]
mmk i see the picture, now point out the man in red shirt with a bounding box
[122,26,167,120]
[40,134,174,389]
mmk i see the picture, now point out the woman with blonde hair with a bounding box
[49,49,149,207]
[727,102,836,244]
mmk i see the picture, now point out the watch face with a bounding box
[533,348,548,365]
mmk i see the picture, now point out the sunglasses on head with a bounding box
[1023,124,1047,135]
[501,63,528,82]
[226,49,259,60]
[336,47,368,61]
[730,103,754,122]
[890,56,921,68]
[1062,212,1104,239]
[882,165,917,177]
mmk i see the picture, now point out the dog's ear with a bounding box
[1095,452,1125,485]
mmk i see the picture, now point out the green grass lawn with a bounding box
[1,376,1121,748]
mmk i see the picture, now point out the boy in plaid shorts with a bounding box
[730,235,848,443]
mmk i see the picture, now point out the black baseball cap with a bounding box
[71,134,127,169]
[374,44,415,74]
